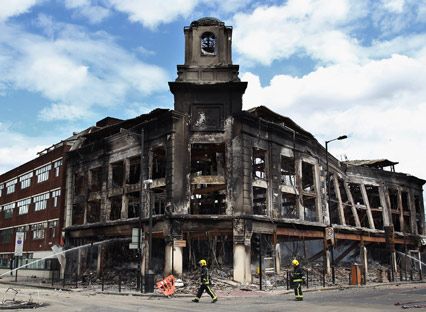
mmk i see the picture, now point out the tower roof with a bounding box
[190,17,224,27]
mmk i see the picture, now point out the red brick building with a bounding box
[0,142,70,276]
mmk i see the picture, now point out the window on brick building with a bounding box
[33,193,50,211]
[36,164,51,183]
[3,203,15,219]
[17,198,31,215]
[51,190,61,207]
[19,172,33,189]
[6,179,17,194]
[53,160,62,177]
[0,184,3,197]
[32,223,45,240]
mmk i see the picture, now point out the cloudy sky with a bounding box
[1,0,425,191]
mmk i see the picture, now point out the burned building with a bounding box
[64,18,425,287]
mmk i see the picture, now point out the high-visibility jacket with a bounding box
[200,267,211,285]
[291,266,304,283]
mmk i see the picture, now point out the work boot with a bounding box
[211,297,218,303]
[192,298,199,303]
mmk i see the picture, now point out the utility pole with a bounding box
[325,135,347,285]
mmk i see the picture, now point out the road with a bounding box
[0,283,425,311]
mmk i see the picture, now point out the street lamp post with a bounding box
[137,128,144,292]
[143,178,153,293]
[325,135,347,285]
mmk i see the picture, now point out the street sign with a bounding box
[173,240,186,248]
[14,232,24,256]
[132,228,144,244]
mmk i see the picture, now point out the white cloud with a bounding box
[0,0,40,21]
[0,21,169,121]
[107,0,198,29]
[381,0,405,13]
[241,53,426,180]
[64,0,110,24]
[0,122,53,175]
[232,0,365,66]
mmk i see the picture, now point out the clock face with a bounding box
[201,32,216,55]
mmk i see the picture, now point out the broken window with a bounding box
[190,143,226,215]
[111,161,124,188]
[90,167,103,192]
[127,192,140,218]
[252,148,266,180]
[302,162,315,193]
[328,175,340,224]
[414,195,423,234]
[349,183,364,206]
[389,189,401,231]
[72,203,84,225]
[87,200,101,223]
[366,185,383,230]
[371,211,383,230]
[281,193,297,218]
[190,189,226,215]
[339,180,356,226]
[303,196,317,222]
[191,143,225,176]
[152,146,166,179]
[357,209,370,228]
[366,185,381,208]
[74,173,86,196]
[110,196,122,220]
[153,190,166,215]
[128,157,141,184]
[401,191,411,233]
[281,155,295,186]
[253,187,267,215]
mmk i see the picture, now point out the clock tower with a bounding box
[169,17,247,131]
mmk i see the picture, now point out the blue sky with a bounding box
[1,0,426,193]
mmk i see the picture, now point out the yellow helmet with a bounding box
[199,259,207,267]
[292,259,299,266]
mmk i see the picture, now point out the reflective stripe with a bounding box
[293,279,304,282]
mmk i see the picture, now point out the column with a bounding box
[233,243,251,284]
[164,242,183,276]
[275,243,281,274]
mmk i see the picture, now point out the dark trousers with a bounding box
[294,282,303,300]
[196,284,217,299]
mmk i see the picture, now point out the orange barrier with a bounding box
[156,275,176,296]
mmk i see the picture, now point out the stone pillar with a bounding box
[164,242,183,276]
[360,245,368,282]
[324,243,332,275]
[275,243,281,274]
[391,251,397,276]
[96,245,104,277]
[233,243,251,284]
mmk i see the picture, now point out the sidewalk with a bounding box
[0,275,424,299]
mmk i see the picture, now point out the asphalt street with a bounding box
[0,283,425,311]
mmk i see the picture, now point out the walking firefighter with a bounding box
[291,259,305,301]
[192,259,218,303]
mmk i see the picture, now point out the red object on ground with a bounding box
[156,275,176,296]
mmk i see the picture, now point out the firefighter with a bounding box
[291,259,304,301]
[192,259,218,303]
